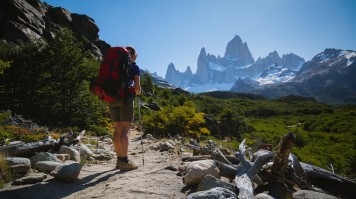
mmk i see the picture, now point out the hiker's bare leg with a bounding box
[112,122,122,157]
[118,121,131,157]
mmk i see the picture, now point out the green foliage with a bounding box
[142,102,210,138]
[0,152,12,188]
[0,59,11,75]
[141,71,154,95]
[0,29,109,131]
[191,92,356,177]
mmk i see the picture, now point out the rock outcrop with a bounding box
[0,0,110,59]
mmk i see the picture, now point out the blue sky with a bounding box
[43,0,356,77]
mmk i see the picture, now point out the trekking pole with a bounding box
[137,96,145,166]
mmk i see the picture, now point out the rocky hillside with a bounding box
[0,0,110,59]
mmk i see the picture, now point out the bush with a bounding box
[0,152,12,188]
[143,102,210,138]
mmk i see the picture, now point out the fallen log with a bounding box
[0,130,85,157]
[0,140,55,157]
[271,132,295,181]
[301,162,356,198]
[182,155,211,162]
[234,133,296,199]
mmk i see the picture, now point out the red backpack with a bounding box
[90,47,133,102]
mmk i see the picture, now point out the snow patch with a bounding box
[209,62,226,72]
[339,51,356,66]
[184,82,235,93]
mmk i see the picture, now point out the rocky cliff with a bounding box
[0,0,110,59]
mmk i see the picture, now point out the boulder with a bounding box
[160,141,175,152]
[6,157,31,173]
[197,175,238,193]
[255,193,275,199]
[12,172,47,185]
[187,187,236,199]
[50,162,82,182]
[292,190,337,199]
[30,152,62,167]
[34,161,63,173]
[55,154,70,162]
[59,145,80,162]
[183,160,220,185]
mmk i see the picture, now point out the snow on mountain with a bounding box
[256,64,297,85]
[339,50,356,66]
[209,62,226,72]
[230,48,356,104]
[165,35,305,92]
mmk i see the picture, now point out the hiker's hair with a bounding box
[126,45,137,56]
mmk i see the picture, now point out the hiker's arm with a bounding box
[134,75,141,95]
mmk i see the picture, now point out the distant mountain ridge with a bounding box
[231,48,356,104]
[165,35,305,91]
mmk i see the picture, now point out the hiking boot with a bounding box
[116,160,138,171]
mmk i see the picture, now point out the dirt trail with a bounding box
[0,130,187,199]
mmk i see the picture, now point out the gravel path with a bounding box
[0,130,187,199]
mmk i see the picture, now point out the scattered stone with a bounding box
[50,162,82,182]
[78,143,95,160]
[55,154,70,162]
[292,190,337,199]
[6,157,31,173]
[91,148,112,160]
[12,172,47,185]
[34,161,63,173]
[182,159,220,185]
[164,165,178,171]
[30,152,62,167]
[99,135,112,144]
[160,141,175,152]
[181,152,191,159]
[150,143,162,150]
[144,134,155,140]
[197,175,238,193]
[255,193,275,199]
[187,187,236,199]
[59,145,80,162]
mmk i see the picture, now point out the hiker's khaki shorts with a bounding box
[108,98,134,122]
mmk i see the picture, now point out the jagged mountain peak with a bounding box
[199,47,207,56]
[294,48,356,82]
[223,35,254,67]
[184,66,193,76]
[167,62,176,70]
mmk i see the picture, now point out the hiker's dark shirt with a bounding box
[128,62,140,98]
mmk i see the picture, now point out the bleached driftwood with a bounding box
[234,133,295,199]
[0,130,85,157]
[0,140,54,157]
[234,139,275,199]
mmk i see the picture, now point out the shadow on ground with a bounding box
[0,169,124,199]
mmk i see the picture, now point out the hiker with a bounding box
[109,45,141,171]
